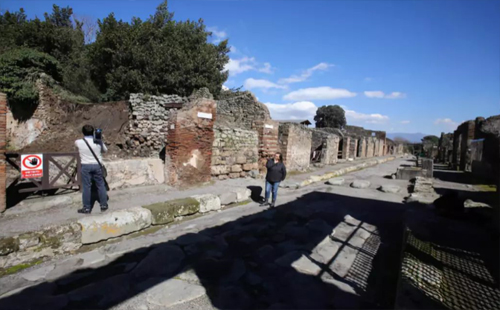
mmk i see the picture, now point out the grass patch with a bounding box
[0,259,43,277]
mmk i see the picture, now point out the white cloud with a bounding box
[229,46,237,53]
[364,91,406,99]
[278,62,333,84]
[400,120,410,124]
[222,85,229,91]
[224,57,256,75]
[264,101,318,122]
[244,78,287,90]
[434,118,459,130]
[207,27,227,43]
[283,87,356,101]
[258,62,274,74]
[343,107,390,125]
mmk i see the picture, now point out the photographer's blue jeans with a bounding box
[265,181,280,203]
[82,164,108,209]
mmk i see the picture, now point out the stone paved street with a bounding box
[0,159,451,309]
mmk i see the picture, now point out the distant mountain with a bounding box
[386,132,430,143]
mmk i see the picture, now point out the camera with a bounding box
[94,128,103,144]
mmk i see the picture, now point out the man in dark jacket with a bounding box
[260,153,287,208]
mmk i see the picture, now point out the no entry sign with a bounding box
[21,154,44,179]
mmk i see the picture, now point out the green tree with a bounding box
[314,105,347,128]
[422,135,439,145]
[88,1,230,101]
[0,48,62,114]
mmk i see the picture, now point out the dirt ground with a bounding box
[19,88,130,159]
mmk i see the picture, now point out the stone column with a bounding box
[0,93,6,212]
[165,98,216,186]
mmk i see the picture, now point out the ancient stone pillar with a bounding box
[0,93,6,212]
[252,119,279,174]
[165,98,216,186]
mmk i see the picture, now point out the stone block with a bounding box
[219,192,238,205]
[327,178,345,186]
[350,180,371,189]
[192,194,221,213]
[145,279,206,307]
[234,188,252,202]
[242,163,254,171]
[211,165,230,175]
[379,185,401,193]
[236,156,247,164]
[143,198,200,225]
[78,207,152,244]
[229,173,240,179]
[231,165,242,172]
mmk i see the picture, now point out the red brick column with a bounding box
[165,98,216,187]
[252,120,279,174]
[0,93,7,212]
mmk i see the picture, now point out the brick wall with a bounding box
[0,93,6,212]
[165,98,216,187]
[252,120,279,174]
[211,126,259,179]
[278,123,312,171]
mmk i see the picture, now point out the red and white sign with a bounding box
[21,154,44,179]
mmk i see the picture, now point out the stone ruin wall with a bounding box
[127,93,189,157]
[279,123,312,171]
[216,91,271,130]
[311,129,340,165]
[211,126,259,180]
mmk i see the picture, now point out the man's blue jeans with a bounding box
[81,164,108,209]
[265,180,280,203]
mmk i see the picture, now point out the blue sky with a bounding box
[2,0,499,135]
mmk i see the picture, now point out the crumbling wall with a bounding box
[211,126,259,179]
[438,132,453,163]
[0,93,6,213]
[279,123,312,171]
[217,91,271,130]
[311,129,340,165]
[252,120,279,174]
[453,120,476,171]
[165,97,216,186]
[127,93,188,157]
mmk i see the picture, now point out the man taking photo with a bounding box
[75,125,108,214]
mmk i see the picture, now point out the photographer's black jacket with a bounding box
[265,159,287,183]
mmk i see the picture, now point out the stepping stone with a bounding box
[379,185,401,193]
[350,180,371,189]
[327,178,345,186]
[145,279,206,307]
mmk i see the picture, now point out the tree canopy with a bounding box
[0,1,230,104]
[314,105,347,129]
[422,135,439,145]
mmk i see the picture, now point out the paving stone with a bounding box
[243,272,262,286]
[464,199,492,209]
[310,236,341,264]
[275,251,321,276]
[327,178,345,186]
[46,257,84,281]
[329,246,358,277]
[344,214,361,226]
[196,258,246,284]
[281,223,308,239]
[67,274,131,307]
[350,180,371,189]
[145,278,206,307]
[177,269,201,284]
[306,219,335,235]
[213,286,252,310]
[254,245,276,263]
[320,273,358,295]
[332,222,357,242]
[21,264,55,281]
[132,245,185,279]
[276,240,309,253]
[175,233,213,246]
[379,185,401,193]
